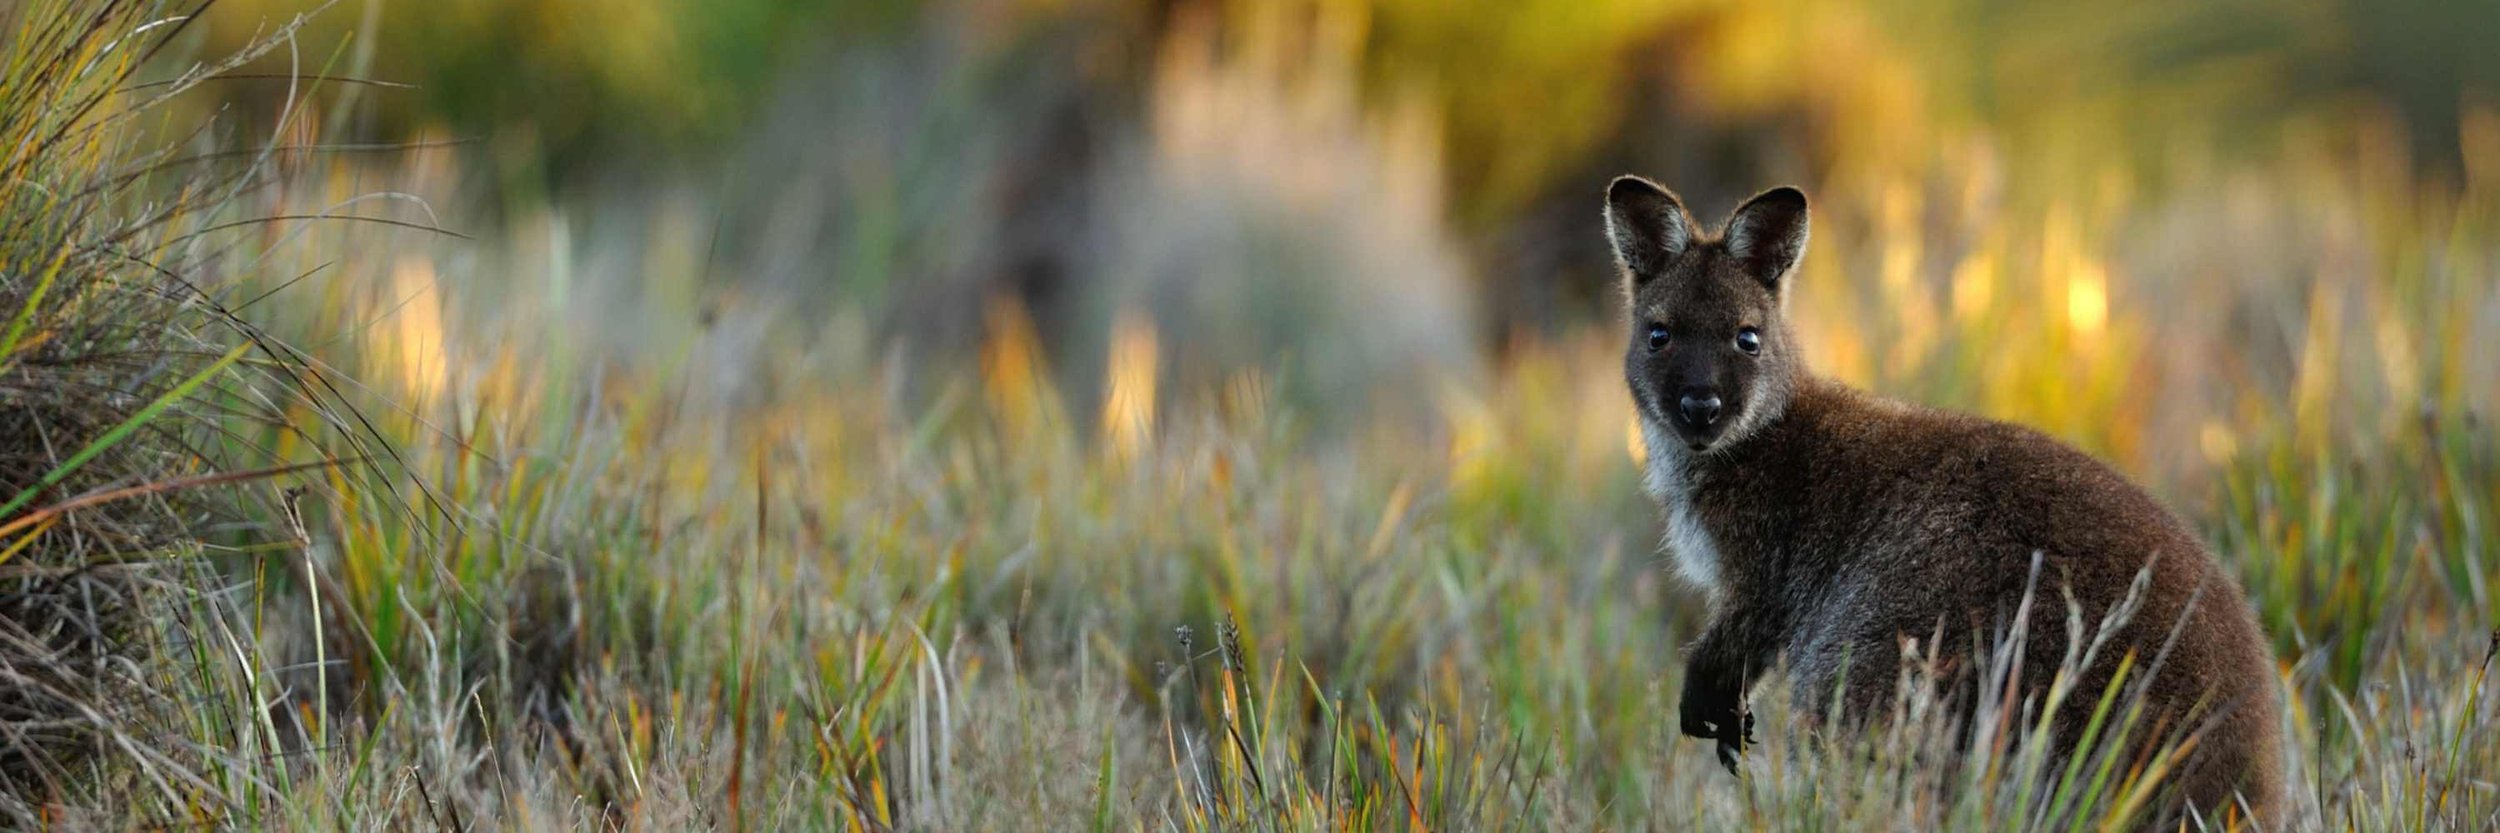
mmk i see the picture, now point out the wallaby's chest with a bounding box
[1640,419,1888,599]
[1640,421,1731,593]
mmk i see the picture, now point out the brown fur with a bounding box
[1602,176,2283,827]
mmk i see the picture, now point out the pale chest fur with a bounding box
[1640,419,1724,595]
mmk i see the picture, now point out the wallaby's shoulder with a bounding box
[1774,377,2022,471]
[1789,377,2133,482]
[1803,377,2213,587]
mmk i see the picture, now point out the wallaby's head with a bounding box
[1603,176,1810,453]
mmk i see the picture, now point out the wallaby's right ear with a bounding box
[1724,186,1809,290]
[1604,175,1693,282]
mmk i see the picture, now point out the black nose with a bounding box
[1678,391,1723,426]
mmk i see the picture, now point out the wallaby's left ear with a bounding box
[1603,175,1694,282]
[1724,186,1809,289]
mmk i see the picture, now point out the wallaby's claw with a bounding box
[1710,704,1756,776]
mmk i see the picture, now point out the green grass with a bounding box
[153,288,2493,829]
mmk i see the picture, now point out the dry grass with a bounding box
[0,0,403,822]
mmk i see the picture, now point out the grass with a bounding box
[3,0,2498,829]
[148,300,2492,829]
[0,0,320,820]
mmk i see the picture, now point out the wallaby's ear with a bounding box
[1604,175,1693,282]
[1724,186,1809,289]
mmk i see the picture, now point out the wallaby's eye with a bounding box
[1645,324,1669,352]
[1735,328,1762,355]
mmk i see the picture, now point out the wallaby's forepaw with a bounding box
[1679,675,1753,775]
[1711,709,1756,775]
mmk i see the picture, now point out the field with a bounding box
[2,0,2497,829]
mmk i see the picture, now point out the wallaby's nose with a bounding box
[1678,390,1723,427]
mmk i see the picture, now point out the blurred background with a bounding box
[160,0,2500,667]
[186,0,2500,483]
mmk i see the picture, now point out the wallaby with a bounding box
[1602,176,2283,827]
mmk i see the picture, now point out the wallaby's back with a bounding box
[1759,381,2284,825]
